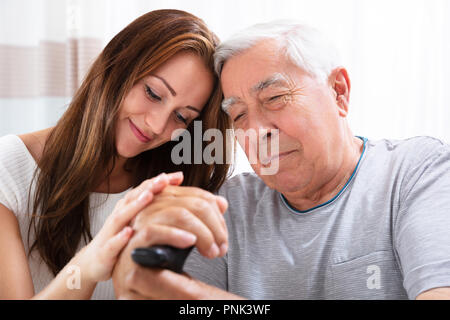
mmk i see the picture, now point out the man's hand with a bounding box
[117,261,244,300]
[112,184,241,299]
[131,185,229,258]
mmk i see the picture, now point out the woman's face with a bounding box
[116,51,214,158]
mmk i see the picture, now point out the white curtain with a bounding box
[1,0,450,174]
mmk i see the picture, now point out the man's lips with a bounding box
[129,119,152,143]
[261,150,296,165]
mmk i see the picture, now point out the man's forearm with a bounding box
[416,287,450,300]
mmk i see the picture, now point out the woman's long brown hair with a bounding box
[27,9,232,276]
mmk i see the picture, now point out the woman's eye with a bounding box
[145,85,161,101]
[175,111,188,125]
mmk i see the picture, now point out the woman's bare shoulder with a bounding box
[18,128,53,163]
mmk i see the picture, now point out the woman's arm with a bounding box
[30,248,98,299]
[1,172,181,299]
[0,203,35,299]
[0,199,123,300]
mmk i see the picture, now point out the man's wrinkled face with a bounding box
[220,40,344,193]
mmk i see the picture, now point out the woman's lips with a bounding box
[129,119,151,143]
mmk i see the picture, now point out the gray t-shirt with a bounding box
[184,136,450,299]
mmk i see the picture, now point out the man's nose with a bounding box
[247,108,276,140]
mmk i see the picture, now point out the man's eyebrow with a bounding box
[221,74,288,113]
[251,73,289,93]
[221,96,241,113]
[153,75,177,96]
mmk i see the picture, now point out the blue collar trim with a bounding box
[280,136,368,214]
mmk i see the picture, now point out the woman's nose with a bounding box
[144,108,171,136]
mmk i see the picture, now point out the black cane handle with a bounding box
[131,245,194,274]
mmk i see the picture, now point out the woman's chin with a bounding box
[116,145,140,159]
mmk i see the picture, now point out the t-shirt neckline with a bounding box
[280,136,368,215]
[10,134,131,196]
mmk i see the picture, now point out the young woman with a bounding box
[0,9,231,299]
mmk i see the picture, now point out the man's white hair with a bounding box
[214,20,341,84]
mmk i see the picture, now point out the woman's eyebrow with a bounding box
[150,75,201,113]
[187,106,201,114]
[153,75,177,96]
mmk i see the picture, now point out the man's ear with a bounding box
[328,67,351,117]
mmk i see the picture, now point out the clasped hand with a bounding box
[110,172,233,299]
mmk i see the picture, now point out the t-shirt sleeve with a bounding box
[183,247,228,291]
[0,160,18,212]
[0,143,20,213]
[0,135,36,216]
[395,142,450,299]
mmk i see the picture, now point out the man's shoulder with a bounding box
[368,135,448,165]
[370,135,445,150]
[223,171,262,185]
[219,171,266,191]
[218,171,271,200]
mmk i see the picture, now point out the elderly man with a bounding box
[112,21,450,300]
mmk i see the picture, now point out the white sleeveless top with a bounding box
[0,134,130,299]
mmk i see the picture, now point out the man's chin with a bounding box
[257,170,305,194]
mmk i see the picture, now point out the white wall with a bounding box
[1,0,449,175]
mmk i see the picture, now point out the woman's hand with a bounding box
[75,172,184,283]
[112,185,230,299]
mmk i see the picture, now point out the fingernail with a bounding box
[175,229,197,243]
[216,196,228,212]
[152,173,167,188]
[168,171,183,182]
[173,171,183,178]
[208,243,220,258]
[121,226,132,237]
[137,190,150,203]
[219,243,228,256]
